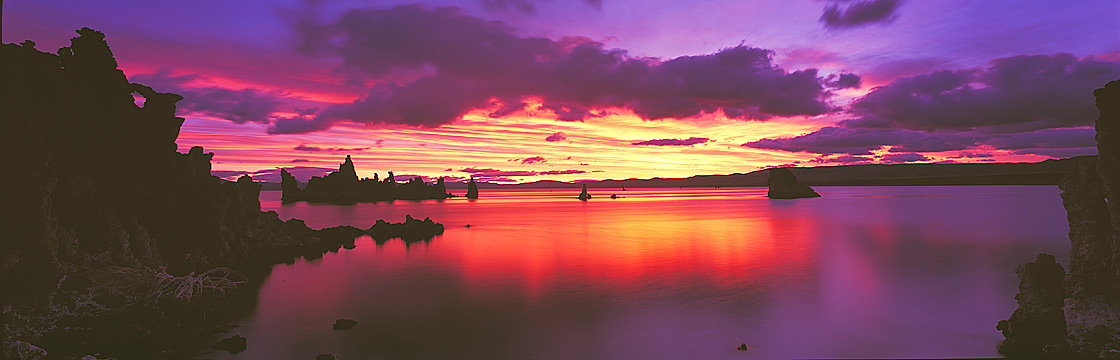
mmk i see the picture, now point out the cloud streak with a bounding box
[631,137,712,146]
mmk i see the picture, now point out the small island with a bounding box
[579,183,592,201]
[280,155,452,203]
[766,168,821,199]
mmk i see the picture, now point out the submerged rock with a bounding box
[212,335,247,354]
[333,319,358,330]
[736,343,750,351]
[766,168,820,199]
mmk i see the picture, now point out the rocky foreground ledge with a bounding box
[0,28,442,359]
[998,79,1120,358]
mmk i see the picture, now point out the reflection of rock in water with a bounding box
[766,168,820,199]
[999,79,1120,358]
[466,178,479,199]
[579,183,592,201]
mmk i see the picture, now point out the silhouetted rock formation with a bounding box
[332,319,358,330]
[367,215,446,243]
[766,168,821,199]
[999,79,1120,358]
[579,183,591,201]
[281,156,451,204]
[996,254,1070,357]
[466,178,479,199]
[212,335,247,354]
[0,29,445,359]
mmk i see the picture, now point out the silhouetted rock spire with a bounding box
[466,178,479,199]
[766,168,820,199]
[579,183,591,201]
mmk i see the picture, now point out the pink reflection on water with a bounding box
[201,186,1068,359]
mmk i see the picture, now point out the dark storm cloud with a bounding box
[820,0,901,28]
[131,70,287,124]
[545,132,568,142]
[844,54,1120,133]
[631,137,712,146]
[742,127,976,155]
[879,153,929,163]
[273,5,839,133]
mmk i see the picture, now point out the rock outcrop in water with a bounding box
[466,178,479,199]
[579,183,591,201]
[766,168,821,199]
[280,155,452,204]
[999,79,1120,358]
[0,29,443,359]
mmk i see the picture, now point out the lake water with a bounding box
[202,186,1069,359]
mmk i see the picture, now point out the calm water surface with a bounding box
[203,186,1069,359]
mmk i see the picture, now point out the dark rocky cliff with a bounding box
[0,28,430,359]
[999,79,1120,358]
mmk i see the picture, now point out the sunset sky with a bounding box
[5,0,1119,183]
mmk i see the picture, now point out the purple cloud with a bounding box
[879,153,929,163]
[539,169,588,175]
[984,127,1096,149]
[273,5,840,133]
[844,54,1120,133]
[743,127,976,155]
[820,0,902,29]
[293,144,372,152]
[130,70,287,124]
[213,166,335,182]
[480,0,602,14]
[825,73,862,89]
[521,156,547,164]
[827,155,874,163]
[632,137,712,146]
[1012,147,1098,158]
[545,132,568,142]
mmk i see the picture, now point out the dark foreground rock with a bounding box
[766,168,820,199]
[333,319,358,330]
[212,335,247,354]
[280,155,452,204]
[996,254,1070,357]
[0,29,443,359]
[999,79,1120,358]
[316,354,337,360]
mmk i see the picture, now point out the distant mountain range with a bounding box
[260,157,1087,190]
